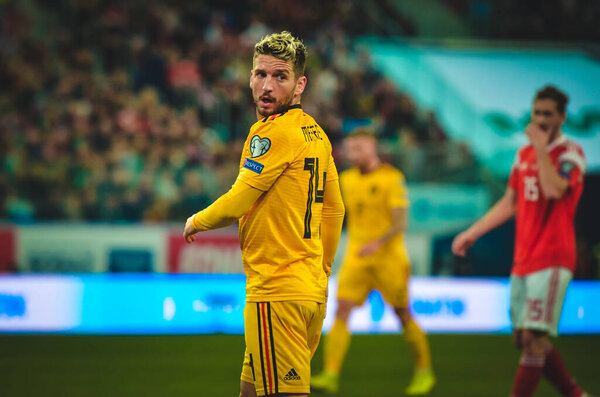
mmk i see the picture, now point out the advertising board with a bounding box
[0,275,82,331]
[1,275,598,335]
[17,225,165,272]
[0,226,16,272]
[167,227,243,273]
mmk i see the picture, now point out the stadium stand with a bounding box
[0,0,476,223]
[1,0,597,279]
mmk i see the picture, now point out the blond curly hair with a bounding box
[253,31,307,79]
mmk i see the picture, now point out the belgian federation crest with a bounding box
[250,135,271,158]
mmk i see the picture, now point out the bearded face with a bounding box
[250,55,305,117]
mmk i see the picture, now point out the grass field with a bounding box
[0,334,598,397]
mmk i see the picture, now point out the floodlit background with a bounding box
[0,1,599,396]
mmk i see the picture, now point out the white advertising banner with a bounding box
[0,275,82,331]
[0,275,596,334]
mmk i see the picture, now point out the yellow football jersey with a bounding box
[340,164,409,244]
[237,105,339,303]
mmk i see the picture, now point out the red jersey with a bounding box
[508,135,585,275]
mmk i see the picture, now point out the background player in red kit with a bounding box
[452,86,590,397]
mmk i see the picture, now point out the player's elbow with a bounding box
[228,205,251,221]
[218,202,248,222]
[499,194,517,216]
[542,177,569,200]
[542,186,567,200]
[323,202,345,219]
[543,191,562,200]
[337,202,346,218]
[337,200,345,217]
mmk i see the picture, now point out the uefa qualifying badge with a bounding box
[250,135,271,158]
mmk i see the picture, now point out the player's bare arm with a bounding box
[452,187,517,257]
[525,123,569,199]
[358,206,407,257]
[183,179,263,243]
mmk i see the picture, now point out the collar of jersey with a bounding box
[546,133,566,151]
[260,104,302,122]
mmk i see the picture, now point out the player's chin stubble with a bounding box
[255,89,295,117]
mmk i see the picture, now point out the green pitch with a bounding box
[0,334,597,397]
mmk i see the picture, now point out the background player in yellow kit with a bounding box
[183,32,345,397]
[311,128,435,395]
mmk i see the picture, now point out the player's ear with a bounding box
[249,70,254,89]
[295,75,307,97]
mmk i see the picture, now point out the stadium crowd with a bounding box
[0,0,470,223]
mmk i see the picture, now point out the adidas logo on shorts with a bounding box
[283,368,301,381]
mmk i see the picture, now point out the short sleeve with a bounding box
[558,144,586,189]
[388,172,409,208]
[238,123,294,191]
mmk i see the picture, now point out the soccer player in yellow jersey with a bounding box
[183,32,345,397]
[311,128,435,395]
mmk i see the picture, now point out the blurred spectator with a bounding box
[0,0,473,223]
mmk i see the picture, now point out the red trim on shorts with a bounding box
[261,302,273,394]
[545,268,559,324]
[256,303,268,394]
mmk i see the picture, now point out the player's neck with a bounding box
[359,157,381,174]
[548,129,563,145]
[255,99,302,121]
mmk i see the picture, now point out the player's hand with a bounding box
[183,215,199,244]
[525,123,550,149]
[451,230,477,257]
[358,240,383,257]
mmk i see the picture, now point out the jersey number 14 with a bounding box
[303,157,326,239]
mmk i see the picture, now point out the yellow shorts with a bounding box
[241,301,326,396]
[337,242,411,308]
